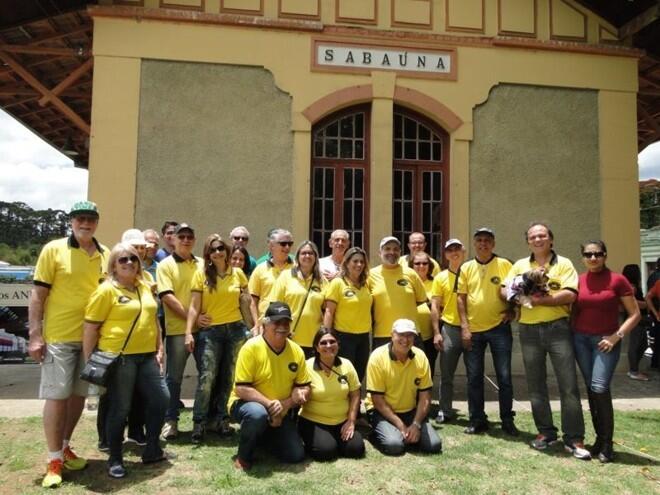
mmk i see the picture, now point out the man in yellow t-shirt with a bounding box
[365,318,441,456]
[369,236,427,349]
[430,238,465,423]
[157,223,204,439]
[228,302,311,470]
[399,232,441,277]
[28,201,108,488]
[457,228,517,436]
[503,221,587,458]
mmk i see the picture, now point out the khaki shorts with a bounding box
[39,343,89,400]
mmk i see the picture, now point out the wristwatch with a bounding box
[412,421,422,430]
[615,329,625,339]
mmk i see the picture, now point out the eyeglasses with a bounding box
[233,236,249,241]
[177,234,194,241]
[278,241,294,247]
[165,230,176,236]
[210,246,226,254]
[117,255,140,265]
[318,339,337,346]
[300,251,315,257]
[582,251,605,259]
[413,261,429,266]
[74,215,98,223]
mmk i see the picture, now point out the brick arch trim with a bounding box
[394,86,463,132]
[302,85,373,124]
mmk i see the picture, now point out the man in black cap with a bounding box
[227,302,311,470]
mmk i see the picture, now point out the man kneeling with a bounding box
[366,319,442,455]
[228,302,311,470]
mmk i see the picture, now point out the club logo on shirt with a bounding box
[490,276,501,285]
[414,377,421,386]
[397,279,409,287]
[311,286,322,293]
[338,375,348,384]
[344,290,355,298]
[548,281,561,290]
[288,362,298,372]
[117,296,131,304]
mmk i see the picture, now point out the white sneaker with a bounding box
[627,371,650,381]
[161,420,178,440]
[435,410,445,423]
[564,441,591,460]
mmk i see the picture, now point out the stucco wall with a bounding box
[469,84,600,266]
[134,60,293,249]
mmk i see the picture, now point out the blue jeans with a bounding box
[368,409,441,456]
[192,321,248,424]
[165,333,201,421]
[231,400,305,463]
[519,318,585,444]
[463,322,514,424]
[573,332,621,394]
[105,353,170,462]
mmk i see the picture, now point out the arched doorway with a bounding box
[392,106,449,260]
[310,105,370,256]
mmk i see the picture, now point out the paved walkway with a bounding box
[1,361,659,418]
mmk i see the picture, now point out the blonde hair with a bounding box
[107,242,144,282]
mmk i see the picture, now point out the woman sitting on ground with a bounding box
[298,328,365,460]
[83,243,169,478]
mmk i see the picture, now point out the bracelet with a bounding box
[615,329,625,339]
[412,420,422,430]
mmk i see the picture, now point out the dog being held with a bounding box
[505,268,549,313]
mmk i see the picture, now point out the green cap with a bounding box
[69,200,99,218]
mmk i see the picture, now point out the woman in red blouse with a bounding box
[572,240,640,463]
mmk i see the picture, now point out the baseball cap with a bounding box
[175,223,195,235]
[473,227,495,238]
[379,236,401,249]
[392,318,418,335]
[265,301,293,322]
[69,200,99,218]
[444,238,464,249]
[121,229,147,246]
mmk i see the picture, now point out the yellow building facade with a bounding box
[88,0,639,269]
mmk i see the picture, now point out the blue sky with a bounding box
[1,109,659,211]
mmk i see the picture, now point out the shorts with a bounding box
[39,342,89,400]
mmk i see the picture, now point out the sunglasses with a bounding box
[582,251,605,259]
[74,215,98,223]
[233,236,249,241]
[210,245,226,254]
[117,255,140,265]
[318,339,337,346]
[278,241,294,247]
[413,261,429,266]
[178,234,195,241]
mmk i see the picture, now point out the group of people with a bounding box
[28,200,652,486]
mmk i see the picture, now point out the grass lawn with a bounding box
[0,410,658,495]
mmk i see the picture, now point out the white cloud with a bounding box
[0,110,87,211]
[639,141,660,180]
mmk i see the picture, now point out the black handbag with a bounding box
[80,289,142,386]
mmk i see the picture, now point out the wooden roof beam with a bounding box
[0,50,90,134]
[38,57,92,106]
[619,4,660,40]
[638,103,660,144]
[0,44,88,57]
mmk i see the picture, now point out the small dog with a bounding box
[505,268,549,315]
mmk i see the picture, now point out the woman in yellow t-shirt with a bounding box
[83,243,168,478]
[409,251,438,376]
[271,241,327,357]
[323,247,372,381]
[298,328,365,460]
[184,234,258,443]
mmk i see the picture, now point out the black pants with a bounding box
[298,416,365,461]
[627,324,648,372]
[423,338,438,377]
[336,331,370,382]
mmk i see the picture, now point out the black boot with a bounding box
[593,390,614,463]
[587,389,601,456]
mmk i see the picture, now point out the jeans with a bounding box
[463,322,514,424]
[298,416,365,460]
[335,331,370,382]
[368,409,441,456]
[192,321,248,424]
[438,323,464,417]
[231,400,305,463]
[519,318,585,444]
[105,353,170,462]
[573,333,621,394]
[165,333,201,421]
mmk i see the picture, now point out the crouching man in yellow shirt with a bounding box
[365,318,442,456]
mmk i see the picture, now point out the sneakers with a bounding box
[627,371,650,381]
[565,441,592,460]
[219,418,233,436]
[161,420,178,440]
[501,420,519,437]
[108,461,127,479]
[126,432,147,446]
[191,423,204,444]
[42,459,63,488]
[530,434,559,450]
[63,446,87,471]
[98,442,109,453]
[464,422,489,434]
